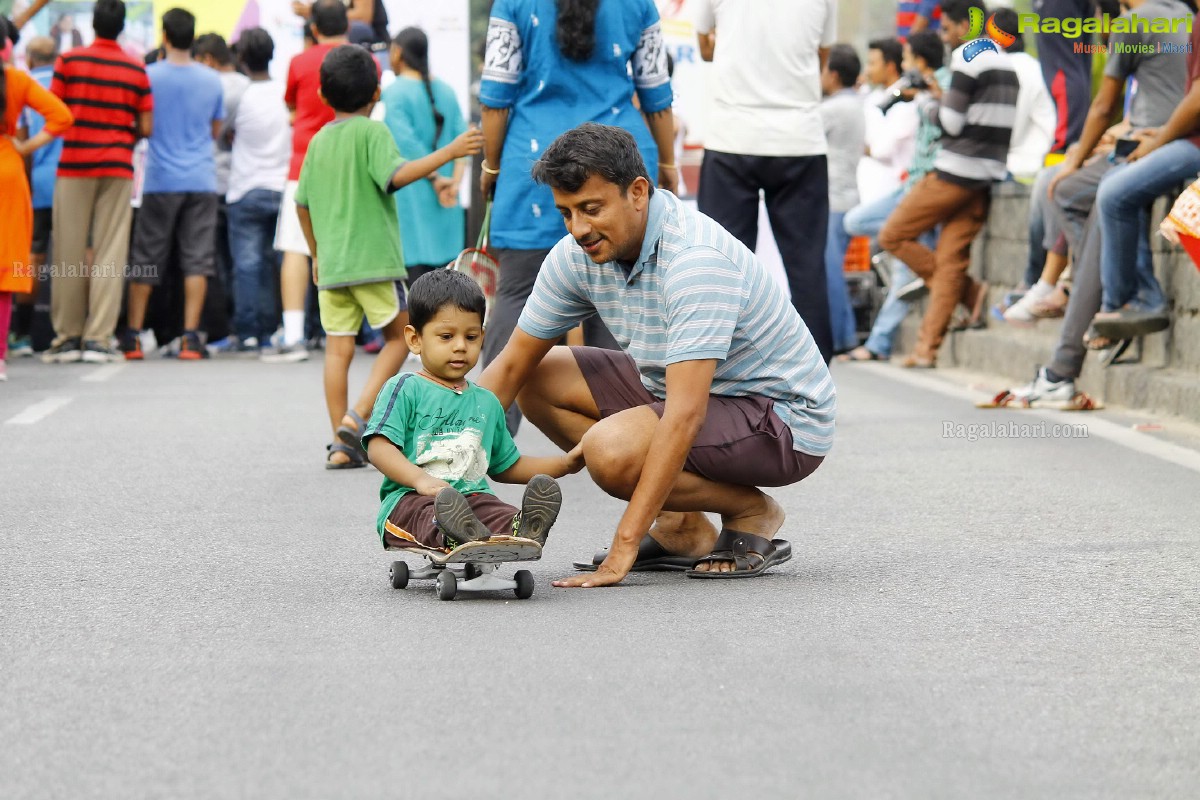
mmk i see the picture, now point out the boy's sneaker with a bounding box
[1012,366,1076,408]
[81,340,118,363]
[42,337,82,364]
[8,335,33,358]
[178,330,210,361]
[0,359,6,381]
[260,341,309,363]
[207,335,260,357]
[119,329,144,360]
[433,487,493,548]
[513,474,562,546]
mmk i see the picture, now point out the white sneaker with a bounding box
[0,359,7,381]
[139,329,158,357]
[1004,283,1054,324]
[260,341,310,363]
[895,277,928,302]
[1011,367,1076,408]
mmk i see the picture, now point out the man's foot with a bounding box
[178,331,210,361]
[691,495,786,574]
[513,474,562,546]
[261,341,310,363]
[41,337,82,364]
[8,336,33,358]
[434,487,492,547]
[836,345,887,362]
[894,277,928,303]
[81,339,119,364]
[899,354,936,369]
[0,359,6,381]
[1007,366,1077,408]
[119,330,144,361]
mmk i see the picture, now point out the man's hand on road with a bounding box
[553,539,637,588]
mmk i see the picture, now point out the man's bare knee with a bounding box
[580,422,643,498]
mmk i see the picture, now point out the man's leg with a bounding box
[480,247,551,434]
[1050,157,1109,252]
[83,177,133,344]
[49,177,96,346]
[861,259,917,358]
[1048,211,1103,381]
[824,210,857,353]
[125,194,180,335]
[177,193,219,333]
[914,185,989,359]
[1095,141,1200,311]
[843,187,903,239]
[762,154,833,362]
[273,181,311,350]
[696,149,761,250]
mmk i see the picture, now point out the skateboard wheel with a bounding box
[389,561,409,590]
[436,570,457,601]
[464,563,481,581]
[514,569,534,599]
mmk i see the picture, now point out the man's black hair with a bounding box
[92,0,126,40]
[311,0,349,38]
[407,270,486,332]
[236,27,274,73]
[531,122,653,196]
[827,44,860,89]
[940,0,986,24]
[868,37,903,73]
[989,8,1023,52]
[192,32,233,65]
[319,44,377,112]
[161,8,195,50]
[907,31,945,71]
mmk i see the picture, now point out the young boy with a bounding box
[294,45,483,468]
[362,270,584,550]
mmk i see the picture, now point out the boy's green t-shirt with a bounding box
[294,116,407,289]
[362,373,522,539]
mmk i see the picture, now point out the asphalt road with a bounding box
[2,353,1198,799]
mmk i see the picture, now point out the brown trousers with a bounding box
[50,176,133,343]
[879,173,989,359]
[383,491,518,549]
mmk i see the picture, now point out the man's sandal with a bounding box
[572,533,694,572]
[326,442,366,470]
[685,529,792,579]
[336,409,369,455]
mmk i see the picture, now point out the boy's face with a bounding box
[819,64,839,96]
[405,305,484,384]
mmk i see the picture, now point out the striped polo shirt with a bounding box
[51,38,152,179]
[517,189,836,456]
[920,43,1018,186]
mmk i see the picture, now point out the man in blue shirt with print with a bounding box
[479,123,835,588]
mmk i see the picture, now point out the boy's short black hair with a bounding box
[989,8,1023,52]
[311,0,349,38]
[907,31,945,71]
[826,44,861,89]
[940,0,986,25]
[161,8,195,50]
[532,122,652,196]
[192,32,232,65]
[237,27,274,73]
[319,45,378,112]
[408,270,486,332]
[92,0,126,40]
[868,38,903,73]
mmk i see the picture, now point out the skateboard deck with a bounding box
[395,536,543,565]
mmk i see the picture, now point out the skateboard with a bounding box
[387,536,543,601]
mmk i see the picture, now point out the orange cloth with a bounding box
[1,67,73,294]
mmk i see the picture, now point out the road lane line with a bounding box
[875,365,1200,475]
[80,364,127,383]
[5,396,74,426]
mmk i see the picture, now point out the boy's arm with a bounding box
[492,443,585,484]
[390,128,483,191]
[295,204,319,283]
[367,437,452,496]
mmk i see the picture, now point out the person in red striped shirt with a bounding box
[42,0,152,364]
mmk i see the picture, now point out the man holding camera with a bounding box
[877,0,1017,368]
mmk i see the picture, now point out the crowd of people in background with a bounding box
[2,0,1200,423]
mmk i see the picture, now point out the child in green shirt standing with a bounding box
[294,45,482,468]
[363,270,583,550]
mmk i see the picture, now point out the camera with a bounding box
[877,70,930,113]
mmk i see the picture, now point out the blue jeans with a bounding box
[844,187,904,239]
[825,211,858,353]
[1096,139,1200,311]
[227,188,283,342]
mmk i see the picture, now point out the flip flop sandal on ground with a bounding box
[336,409,368,454]
[836,347,887,362]
[1090,311,1170,339]
[326,442,367,470]
[685,529,792,579]
[573,533,694,572]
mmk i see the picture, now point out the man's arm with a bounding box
[554,359,716,588]
[697,31,715,62]
[1129,81,1200,161]
[477,327,557,410]
[645,108,678,192]
[137,111,153,139]
[479,105,509,198]
[1049,75,1123,196]
[12,0,52,29]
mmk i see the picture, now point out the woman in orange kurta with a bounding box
[1,54,73,379]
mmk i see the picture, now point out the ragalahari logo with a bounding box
[963,8,1017,61]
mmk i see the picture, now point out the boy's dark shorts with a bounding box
[571,346,824,488]
[129,192,218,286]
[383,490,518,550]
[31,209,52,255]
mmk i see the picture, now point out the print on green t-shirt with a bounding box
[294,116,408,289]
[363,373,522,539]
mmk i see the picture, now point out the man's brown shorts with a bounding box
[571,347,823,488]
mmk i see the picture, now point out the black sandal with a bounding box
[573,533,694,572]
[325,442,366,470]
[686,529,792,579]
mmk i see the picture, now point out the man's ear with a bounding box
[630,175,650,209]
[372,85,381,103]
[317,87,330,108]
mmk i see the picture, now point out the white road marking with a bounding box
[875,365,1200,475]
[4,396,74,426]
[80,364,127,383]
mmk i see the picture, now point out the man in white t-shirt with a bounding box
[692,0,837,362]
[993,9,1055,180]
[858,37,918,205]
[224,27,292,351]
